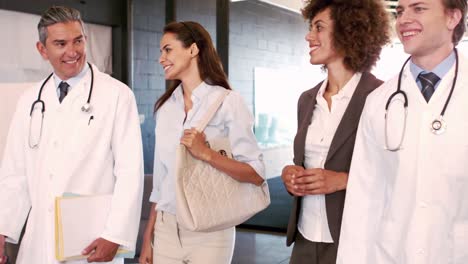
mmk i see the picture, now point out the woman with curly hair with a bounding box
[280,0,390,263]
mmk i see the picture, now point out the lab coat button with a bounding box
[417,249,425,255]
[419,202,428,208]
[49,174,53,179]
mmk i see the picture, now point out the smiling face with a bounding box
[396,0,460,60]
[159,32,196,80]
[36,21,86,80]
[305,8,341,66]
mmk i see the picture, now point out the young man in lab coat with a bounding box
[0,6,144,264]
[336,0,468,263]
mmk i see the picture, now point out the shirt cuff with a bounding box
[246,159,266,179]
[149,189,160,203]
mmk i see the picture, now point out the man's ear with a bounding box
[190,43,199,57]
[36,41,49,60]
[446,8,462,31]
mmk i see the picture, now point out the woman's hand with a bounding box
[291,168,348,196]
[139,203,157,264]
[180,128,213,161]
[138,233,153,264]
[281,165,305,196]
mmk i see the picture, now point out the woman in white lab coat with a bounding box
[138,21,265,264]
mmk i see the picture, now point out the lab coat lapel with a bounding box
[402,65,431,107]
[42,75,60,111]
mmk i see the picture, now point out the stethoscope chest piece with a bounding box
[431,117,446,135]
[81,103,92,113]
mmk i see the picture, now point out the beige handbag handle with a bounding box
[195,89,230,132]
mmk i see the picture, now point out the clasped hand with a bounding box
[180,128,212,161]
[281,165,348,196]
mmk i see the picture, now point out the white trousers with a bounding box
[153,211,235,264]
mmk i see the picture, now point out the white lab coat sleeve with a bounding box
[0,98,31,243]
[100,86,144,251]
[224,91,265,178]
[337,98,386,263]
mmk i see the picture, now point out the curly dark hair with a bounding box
[302,0,391,72]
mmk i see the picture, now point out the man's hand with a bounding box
[82,238,119,262]
[292,168,348,195]
[0,235,7,264]
[281,165,305,196]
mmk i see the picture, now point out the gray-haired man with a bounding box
[0,6,143,264]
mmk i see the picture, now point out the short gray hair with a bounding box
[37,6,85,45]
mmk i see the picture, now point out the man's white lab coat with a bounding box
[338,54,468,264]
[0,64,144,263]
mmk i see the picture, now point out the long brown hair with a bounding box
[154,21,231,112]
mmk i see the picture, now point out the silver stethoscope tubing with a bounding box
[28,62,94,149]
[384,48,459,152]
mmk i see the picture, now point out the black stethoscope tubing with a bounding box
[386,48,458,115]
[29,62,94,116]
[384,48,459,151]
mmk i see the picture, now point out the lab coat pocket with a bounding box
[443,143,468,182]
[452,222,468,264]
[69,113,99,155]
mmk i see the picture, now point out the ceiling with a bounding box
[231,0,399,16]
[384,0,398,16]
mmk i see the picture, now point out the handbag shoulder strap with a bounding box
[196,89,230,132]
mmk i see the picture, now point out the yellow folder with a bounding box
[55,194,134,261]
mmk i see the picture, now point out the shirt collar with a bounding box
[172,84,184,102]
[317,72,362,100]
[410,50,455,80]
[53,63,90,90]
[191,81,211,103]
[172,81,210,104]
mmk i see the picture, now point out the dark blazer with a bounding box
[286,72,383,246]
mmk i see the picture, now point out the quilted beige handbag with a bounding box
[175,89,270,232]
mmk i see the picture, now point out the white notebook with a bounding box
[55,194,134,261]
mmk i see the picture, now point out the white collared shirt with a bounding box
[150,81,265,214]
[298,73,361,243]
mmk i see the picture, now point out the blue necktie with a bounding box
[418,72,440,102]
[58,81,70,103]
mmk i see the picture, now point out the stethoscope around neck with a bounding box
[28,62,94,149]
[384,49,459,151]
